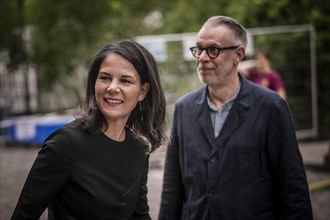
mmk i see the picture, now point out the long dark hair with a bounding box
[77,39,167,152]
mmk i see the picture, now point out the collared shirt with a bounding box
[207,83,241,138]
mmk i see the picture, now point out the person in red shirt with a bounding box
[240,50,286,100]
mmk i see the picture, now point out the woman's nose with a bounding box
[106,81,120,92]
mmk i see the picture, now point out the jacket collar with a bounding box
[196,74,252,151]
[195,74,251,108]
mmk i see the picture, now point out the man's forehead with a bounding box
[196,26,232,45]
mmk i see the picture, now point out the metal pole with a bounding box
[17,0,31,114]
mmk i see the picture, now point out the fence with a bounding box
[0,52,38,117]
[136,24,317,139]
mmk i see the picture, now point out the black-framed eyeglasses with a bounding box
[189,45,240,59]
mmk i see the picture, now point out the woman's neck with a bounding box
[103,120,127,142]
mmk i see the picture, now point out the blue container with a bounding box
[35,115,74,144]
[35,123,64,144]
[0,119,15,143]
[14,116,38,144]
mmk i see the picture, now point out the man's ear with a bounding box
[234,47,245,65]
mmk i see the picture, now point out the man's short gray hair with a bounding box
[203,16,247,48]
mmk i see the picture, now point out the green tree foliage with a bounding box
[26,0,113,89]
[0,0,26,69]
[5,0,173,90]
[1,0,329,136]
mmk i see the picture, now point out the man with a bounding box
[159,16,312,220]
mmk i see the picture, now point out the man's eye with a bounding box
[208,47,218,53]
[195,48,202,53]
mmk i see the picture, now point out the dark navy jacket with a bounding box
[159,75,312,220]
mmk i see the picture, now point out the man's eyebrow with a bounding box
[196,43,221,47]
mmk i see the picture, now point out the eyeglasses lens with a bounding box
[207,47,219,58]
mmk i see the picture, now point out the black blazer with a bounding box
[159,75,312,220]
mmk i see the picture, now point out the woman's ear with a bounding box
[139,82,150,101]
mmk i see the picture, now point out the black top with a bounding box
[11,120,151,220]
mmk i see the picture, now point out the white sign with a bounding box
[139,40,167,62]
[183,35,197,61]
[15,116,36,141]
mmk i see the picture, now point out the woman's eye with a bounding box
[100,76,111,81]
[121,79,132,84]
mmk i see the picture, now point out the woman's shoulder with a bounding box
[126,129,150,154]
[42,120,88,147]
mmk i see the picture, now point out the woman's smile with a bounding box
[104,98,124,105]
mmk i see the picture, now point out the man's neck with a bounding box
[208,75,240,109]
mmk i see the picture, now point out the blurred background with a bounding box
[1,0,329,219]
[0,0,329,138]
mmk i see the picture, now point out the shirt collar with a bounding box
[207,82,241,111]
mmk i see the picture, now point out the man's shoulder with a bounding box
[241,77,283,104]
[176,86,206,106]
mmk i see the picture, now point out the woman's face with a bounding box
[95,53,149,124]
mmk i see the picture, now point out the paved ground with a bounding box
[1,140,329,220]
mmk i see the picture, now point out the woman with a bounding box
[11,39,167,220]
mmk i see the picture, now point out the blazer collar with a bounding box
[195,74,251,106]
[195,74,252,151]
[195,74,251,111]
[236,74,252,109]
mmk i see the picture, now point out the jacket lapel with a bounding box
[210,103,243,155]
[210,75,251,155]
[196,87,216,147]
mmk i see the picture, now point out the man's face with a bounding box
[195,25,241,87]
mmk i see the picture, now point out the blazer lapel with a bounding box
[210,75,251,156]
[196,87,215,147]
[210,105,244,155]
